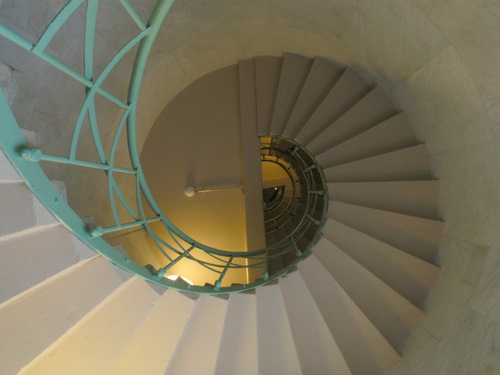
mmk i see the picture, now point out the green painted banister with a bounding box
[0,0,328,294]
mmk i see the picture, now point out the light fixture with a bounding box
[183,186,196,197]
[183,185,243,197]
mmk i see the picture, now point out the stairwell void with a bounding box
[139,62,329,287]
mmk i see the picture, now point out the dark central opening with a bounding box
[263,186,285,207]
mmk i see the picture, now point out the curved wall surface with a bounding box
[135,1,500,374]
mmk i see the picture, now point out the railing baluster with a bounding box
[154,245,196,279]
[119,0,148,30]
[84,0,99,81]
[263,250,270,282]
[305,214,321,226]
[291,236,302,257]
[308,190,325,195]
[214,256,233,291]
[303,164,318,173]
[34,0,85,53]
[19,148,137,174]
[89,216,161,238]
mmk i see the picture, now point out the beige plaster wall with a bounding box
[141,64,246,249]
[140,64,248,286]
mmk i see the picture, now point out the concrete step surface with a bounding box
[313,237,425,347]
[307,86,397,155]
[17,277,161,375]
[270,53,313,136]
[323,144,432,182]
[299,254,400,375]
[284,57,342,139]
[165,294,228,375]
[322,218,440,305]
[329,201,444,262]
[255,56,283,135]
[297,67,371,145]
[327,180,440,219]
[316,112,417,168]
[0,256,123,375]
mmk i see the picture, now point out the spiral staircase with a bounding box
[0,1,454,374]
[1,46,446,374]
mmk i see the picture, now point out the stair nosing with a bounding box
[328,199,445,225]
[0,222,62,244]
[0,255,101,310]
[296,66,374,144]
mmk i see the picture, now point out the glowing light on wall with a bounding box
[167,275,194,285]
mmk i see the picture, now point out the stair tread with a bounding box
[316,112,417,168]
[323,144,432,182]
[299,255,400,375]
[307,87,396,155]
[280,271,352,375]
[107,289,195,375]
[239,59,258,135]
[256,283,302,375]
[328,201,444,263]
[313,237,425,347]
[323,218,440,305]
[284,57,342,139]
[0,150,21,181]
[0,256,123,375]
[327,180,440,219]
[270,53,313,136]
[18,277,160,375]
[255,56,283,135]
[215,293,258,375]
[0,223,79,304]
[165,295,227,375]
[297,67,371,145]
[0,181,36,236]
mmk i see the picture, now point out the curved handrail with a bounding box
[0,0,328,293]
[261,149,302,234]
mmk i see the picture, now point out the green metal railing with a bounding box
[263,185,287,211]
[0,0,328,294]
[261,143,302,235]
[260,137,326,242]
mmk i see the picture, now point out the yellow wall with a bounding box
[261,161,292,188]
[140,65,249,286]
